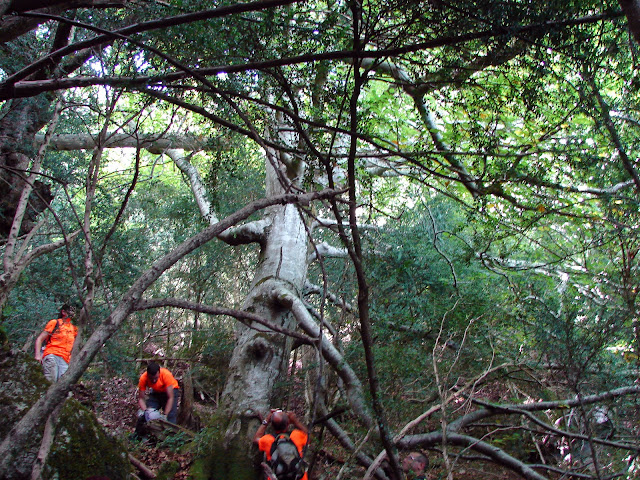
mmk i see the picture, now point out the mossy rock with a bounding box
[0,345,132,479]
[157,460,181,480]
[189,412,261,480]
[0,349,51,441]
[0,348,53,478]
[43,398,132,480]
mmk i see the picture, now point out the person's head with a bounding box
[60,304,75,318]
[271,410,289,433]
[147,362,161,383]
[402,451,428,476]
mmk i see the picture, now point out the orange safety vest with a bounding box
[138,368,180,393]
[42,317,78,364]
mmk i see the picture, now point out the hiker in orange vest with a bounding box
[137,362,180,424]
[253,409,309,480]
[34,304,78,382]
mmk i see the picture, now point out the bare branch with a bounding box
[1,0,305,90]
[1,13,621,100]
[585,69,640,192]
[275,287,374,428]
[17,230,81,268]
[448,385,640,432]
[307,241,348,263]
[134,297,311,342]
[324,418,388,480]
[166,149,219,225]
[304,281,355,313]
[36,132,211,152]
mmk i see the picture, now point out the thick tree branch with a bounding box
[395,432,549,480]
[361,57,481,197]
[38,136,637,221]
[324,418,389,480]
[472,398,639,452]
[37,134,271,244]
[3,0,303,88]
[134,297,311,342]
[444,433,549,480]
[18,230,81,268]
[447,385,640,432]
[166,149,219,225]
[35,132,212,152]
[29,402,63,480]
[6,0,122,14]
[0,0,126,44]
[364,363,514,480]
[275,287,374,428]
[166,148,270,245]
[307,241,348,263]
[392,386,640,480]
[219,220,271,245]
[1,13,621,100]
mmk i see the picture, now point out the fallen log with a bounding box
[129,454,156,479]
[158,418,196,437]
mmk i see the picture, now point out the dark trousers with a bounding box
[146,389,180,423]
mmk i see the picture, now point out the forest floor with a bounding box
[76,376,195,479]
[76,375,527,480]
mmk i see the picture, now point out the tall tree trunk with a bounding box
[0,96,55,240]
[0,95,58,314]
[216,129,310,478]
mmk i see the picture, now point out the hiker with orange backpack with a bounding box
[253,409,309,480]
[34,304,78,382]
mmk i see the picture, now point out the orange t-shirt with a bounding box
[42,317,77,364]
[138,368,180,393]
[258,430,309,480]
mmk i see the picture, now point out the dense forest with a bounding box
[1,0,640,479]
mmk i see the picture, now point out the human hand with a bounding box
[266,409,276,422]
[159,413,167,422]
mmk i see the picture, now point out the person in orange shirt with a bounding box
[253,409,309,480]
[137,362,180,424]
[34,304,78,382]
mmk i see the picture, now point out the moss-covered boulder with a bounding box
[43,398,132,479]
[188,412,261,480]
[0,346,54,478]
[0,342,132,479]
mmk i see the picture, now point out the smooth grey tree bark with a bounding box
[210,118,317,478]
